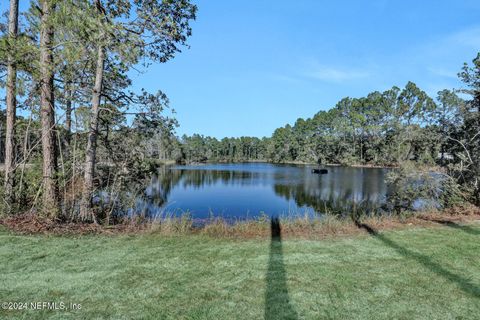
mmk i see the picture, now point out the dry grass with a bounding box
[0,213,150,235]
[1,205,479,239]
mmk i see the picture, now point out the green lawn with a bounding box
[0,222,479,319]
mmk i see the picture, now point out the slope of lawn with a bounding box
[0,221,479,319]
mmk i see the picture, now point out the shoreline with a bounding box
[174,159,399,169]
[2,206,479,239]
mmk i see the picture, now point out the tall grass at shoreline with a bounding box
[1,203,478,238]
[140,205,479,239]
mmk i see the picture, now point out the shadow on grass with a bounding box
[265,217,298,320]
[353,219,480,298]
[420,217,480,236]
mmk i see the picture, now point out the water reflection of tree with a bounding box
[139,166,184,216]
[139,168,268,217]
[177,169,267,188]
[273,168,387,216]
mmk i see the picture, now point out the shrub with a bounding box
[385,162,465,214]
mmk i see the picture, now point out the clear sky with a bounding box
[3,1,480,138]
[129,0,480,138]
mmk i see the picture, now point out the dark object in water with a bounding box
[312,168,328,174]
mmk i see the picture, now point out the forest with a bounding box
[0,0,479,224]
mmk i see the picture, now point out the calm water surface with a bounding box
[136,163,390,222]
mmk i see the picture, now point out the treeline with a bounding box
[0,0,197,221]
[269,82,455,166]
[180,81,460,166]
[178,135,269,163]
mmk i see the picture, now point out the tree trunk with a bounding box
[65,80,72,148]
[3,0,19,212]
[80,44,105,222]
[39,0,60,217]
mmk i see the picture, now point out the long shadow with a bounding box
[353,219,480,298]
[265,217,298,320]
[419,217,480,236]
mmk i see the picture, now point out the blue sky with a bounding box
[3,1,480,138]
[131,0,480,138]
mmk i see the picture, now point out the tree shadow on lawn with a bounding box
[353,219,480,299]
[419,217,480,236]
[265,217,298,320]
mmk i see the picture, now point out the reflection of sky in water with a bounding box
[136,163,390,221]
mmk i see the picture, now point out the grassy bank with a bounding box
[3,209,478,239]
[1,222,479,319]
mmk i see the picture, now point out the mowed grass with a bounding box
[0,222,479,319]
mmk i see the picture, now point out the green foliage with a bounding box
[450,53,480,205]
[0,160,43,215]
[385,163,465,214]
[0,0,198,218]
[179,82,449,167]
[180,134,268,163]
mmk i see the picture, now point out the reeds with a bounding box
[143,206,480,239]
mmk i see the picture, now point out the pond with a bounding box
[135,163,391,222]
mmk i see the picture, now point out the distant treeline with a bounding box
[179,81,462,166]
[178,135,269,163]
